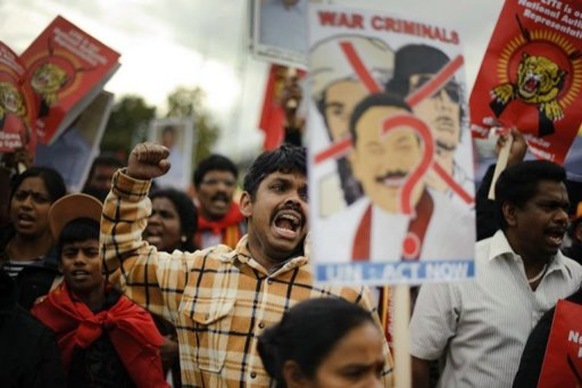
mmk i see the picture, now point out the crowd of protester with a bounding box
[1,64,582,388]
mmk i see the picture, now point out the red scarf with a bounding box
[31,283,168,388]
[196,202,245,247]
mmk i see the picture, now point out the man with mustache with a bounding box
[410,160,582,387]
[317,93,474,262]
[100,142,394,387]
[387,44,473,207]
[192,154,245,248]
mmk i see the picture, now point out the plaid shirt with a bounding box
[101,170,394,387]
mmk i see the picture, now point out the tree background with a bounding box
[101,86,220,167]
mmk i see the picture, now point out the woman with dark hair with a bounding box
[0,166,67,309]
[257,298,386,388]
[146,188,198,253]
[145,188,199,387]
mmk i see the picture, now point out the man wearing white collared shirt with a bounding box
[410,160,582,387]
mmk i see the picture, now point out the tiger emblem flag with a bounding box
[0,41,37,154]
[20,15,120,145]
[470,0,582,164]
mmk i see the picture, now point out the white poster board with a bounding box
[251,0,309,68]
[308,3,476,286]
[148,117,195,191]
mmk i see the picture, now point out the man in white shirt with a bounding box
[410,159,582,387]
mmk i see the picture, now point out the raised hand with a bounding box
[126,142,171,180]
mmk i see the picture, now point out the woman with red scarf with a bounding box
[31,193,168,388]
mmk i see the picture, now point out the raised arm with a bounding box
[101,142,188,320]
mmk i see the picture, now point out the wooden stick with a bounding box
[487,134,513,200]
[393,284,411,388]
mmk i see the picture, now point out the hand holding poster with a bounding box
[0,42,37,154]
[470,0,582,164]
[20,15,120,145]
[308,3,476,286]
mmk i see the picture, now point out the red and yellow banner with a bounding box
[470,0,582,164]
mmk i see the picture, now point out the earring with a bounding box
[181,235,187,242]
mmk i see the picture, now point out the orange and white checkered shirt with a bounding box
[101,170,394,387]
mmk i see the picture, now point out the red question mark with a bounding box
[382,114,435,217]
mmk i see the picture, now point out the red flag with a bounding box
[258,65,306,150]
[258,64,287,151]
[470,0,582,164]
[538,299,582,387]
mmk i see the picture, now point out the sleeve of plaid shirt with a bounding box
[100,169,193,321]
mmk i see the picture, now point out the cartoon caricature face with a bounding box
[0,82,26,119]
[490,52,567,136]
[516,53,566,103]
[30,62,68,106]
[351,105,423,214]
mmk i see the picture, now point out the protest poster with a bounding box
[470,0,582,165]
[537,299,582,387]
[20,15,120,145]
[0,41,37,154]
[308,3,476,286]
[251,0,308,68]
[148,117,195,191]
[35,91,114,192]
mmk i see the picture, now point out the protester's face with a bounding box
[146,197,182,252]
[507,180,569,259]
[88,164,118,191]
[308,322,385,388]
[59,239,103,295]
[323,80,369,142]
[240,171,308,264]
[10,177,53,238]
[409,74,461,156]
[351,106,423,213]
[196,170,237,220]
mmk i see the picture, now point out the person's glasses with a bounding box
[200,178,236,188]
[409,74,460,103]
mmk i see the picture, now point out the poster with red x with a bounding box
[470,0,582,164]
[308,3,476,286]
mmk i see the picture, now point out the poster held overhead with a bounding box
[35,91,114,192]
[308,3,476,287]
[0,41,37,155]
[20,15,120,145]
[470,0,582,165]
[148,117,195,191]
[251,0,308,68]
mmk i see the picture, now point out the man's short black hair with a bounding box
[193,154,238,188]
[56,218,100,262]
[495,160,567,230]
[243,144,306,199]
[349,93,412,146]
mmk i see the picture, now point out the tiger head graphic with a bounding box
[30,62,68,106]
[515,52,566,105]
[0,82,26,120]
